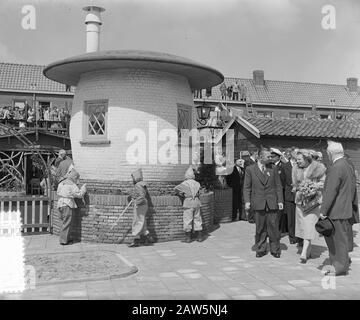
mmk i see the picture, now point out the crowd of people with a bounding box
[52,141,359,276]
[193,80,247,101]
[0,104,70,129]
[225,142,359,276]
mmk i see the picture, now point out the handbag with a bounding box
[301,197,320,214]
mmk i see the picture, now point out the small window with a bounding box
[320,114,331,119]
[13,100,26,109]
[257,111,273,118]
[177,104,192,137]
[289,112,305,119]
[336,113,346,120]
[82,100,109,143]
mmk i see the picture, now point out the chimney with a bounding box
[347,77,358,93]
[253,70,265,86]
[83,6,105,53]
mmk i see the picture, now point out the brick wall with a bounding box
[214,189,233,223]
[70,68,196,182]
[80,179,182,196]
[51,191,215,244]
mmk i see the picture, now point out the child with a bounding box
[128,169,151,247]
[175,167,205,243]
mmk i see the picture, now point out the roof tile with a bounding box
[241,117,360,139]
[0,62,74,93]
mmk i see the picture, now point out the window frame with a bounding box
[81,99,110,145]
[177,103,193,147]
[319,113,331,120]
[289,112,305,119]
[13,100,27,109]
[256,110,273,118]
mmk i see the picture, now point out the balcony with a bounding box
[0,119,70,136]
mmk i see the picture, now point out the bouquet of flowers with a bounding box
[296,180,322,214]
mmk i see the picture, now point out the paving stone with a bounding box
[21,221,360,300]
[288,279,312,287]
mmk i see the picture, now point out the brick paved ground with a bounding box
[2,221,360,300]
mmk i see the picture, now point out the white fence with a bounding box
[0,196,51,233]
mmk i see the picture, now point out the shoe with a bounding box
[60,240,73,245]
[195,231,206,242]
[271,253,281,258]
[300,257,307,264]
[323,270,349,277]
[256,252,266,258]
[128,239,140,247]
[290,240,297,244]
[182,232,192,243]
[142,235,153,246]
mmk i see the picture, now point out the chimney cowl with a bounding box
[253,70,265,86]
[346,77,358,92]
[83,6,105,53]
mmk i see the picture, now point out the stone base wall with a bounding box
[51,191,215,244]
[79,179,182,196]
[214,188,233,223]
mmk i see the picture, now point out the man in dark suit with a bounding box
[271,148,288,235]
[244,150,258,224]
[244,149,284,258]
[227,158,246,221]
[279,149,298,244]
[320,141,359,276]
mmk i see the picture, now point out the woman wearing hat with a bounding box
[56,168,87,245]
[128,169,151,247]
[292,149,326,263]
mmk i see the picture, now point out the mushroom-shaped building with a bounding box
[44,50,224,187]
[44,49,224,243]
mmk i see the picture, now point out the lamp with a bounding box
[196,102,211,121]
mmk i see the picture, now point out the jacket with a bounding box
[243,163,283,211]
[321,158,359,221]
[129,181,149,207]
[57,179,86,209]
[175,179,201,208]
[280,161,295,202]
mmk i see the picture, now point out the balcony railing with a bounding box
[0,119,70,136]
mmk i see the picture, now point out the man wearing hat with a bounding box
[128,169,151,247]
[175,167,205,243]
[55,149,74,184]
[280,148,299,245]
[320,141,359,276]
[56,168,86,245]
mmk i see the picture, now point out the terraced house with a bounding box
[1,63,360,198]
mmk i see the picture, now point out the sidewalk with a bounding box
[3,221,360,300]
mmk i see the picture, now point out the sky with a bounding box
[0,0,359,85]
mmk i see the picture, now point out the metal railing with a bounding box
[0,119,70,136]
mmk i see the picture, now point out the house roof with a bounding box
[1,61,360,109]
[242,116,360,139]
[203,77,360,109]
[0,62,74,94]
